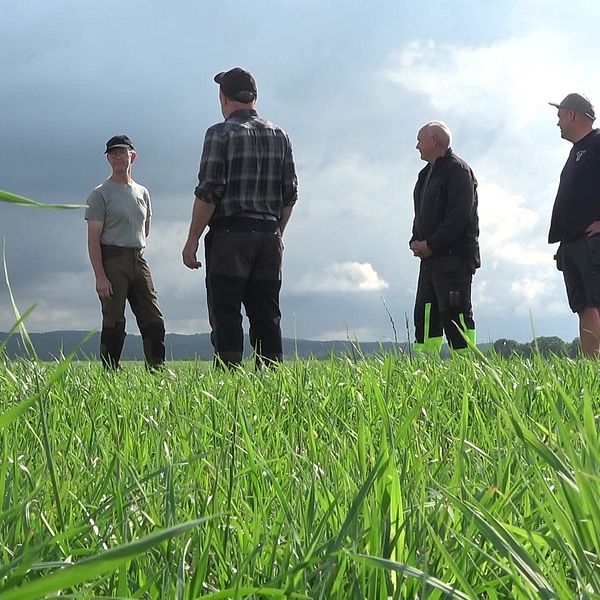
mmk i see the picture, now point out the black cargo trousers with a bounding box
[204,215,283,367]
[99,244,166,369]
[414,254,476,353]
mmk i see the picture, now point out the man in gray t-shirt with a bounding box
[85,134,165,370]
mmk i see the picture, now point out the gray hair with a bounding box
[424,121,453,147]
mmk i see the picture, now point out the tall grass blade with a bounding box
[0,306,37,356]
[347,552,472,599]
[0,518,216,600]
[0,189,83,209]
[2,239,37,359]
[441,489,556,598]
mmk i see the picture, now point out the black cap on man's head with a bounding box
[214,67,257,103]
[105,134,135,153]
[549,93,595,121]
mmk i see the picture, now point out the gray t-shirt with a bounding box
[85,179,152,249]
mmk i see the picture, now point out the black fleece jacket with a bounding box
[410,149,480,268]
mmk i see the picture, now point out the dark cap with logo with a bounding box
[549,93,595,121]
[105,134,135,154]
[214,67,257,103]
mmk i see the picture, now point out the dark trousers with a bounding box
[414,255,476,352]
[99,245,165,369]
[205,218,283,367]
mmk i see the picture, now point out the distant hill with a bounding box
[0,330,417,361]
[0,331,497,361]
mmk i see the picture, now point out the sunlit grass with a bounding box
[0,353,599,598]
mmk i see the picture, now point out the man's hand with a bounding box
[585,221,600,236]
[182,197,215,269]
[410,240,432,259]
[96,275,113,298]
[182,238,202,269]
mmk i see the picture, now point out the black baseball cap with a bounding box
[105,134,135,153]
[549,93,595,121]
[214,67,257,103]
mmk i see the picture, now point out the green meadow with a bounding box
[1,352,600,599]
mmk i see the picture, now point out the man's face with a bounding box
[557,108,574,141]
[416,127,434,163]
[107,147,135,170]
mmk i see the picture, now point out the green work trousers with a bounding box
[99,244,165,369]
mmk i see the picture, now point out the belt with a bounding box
[101,244,143,258]
[234,211,278,221]
[209,217,280,232]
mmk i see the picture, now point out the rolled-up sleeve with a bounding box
[194,127,227,204]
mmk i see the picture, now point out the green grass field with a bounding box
[1,353,599,599]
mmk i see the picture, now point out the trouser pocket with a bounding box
[586,236,600,265]
[554,243,564,271]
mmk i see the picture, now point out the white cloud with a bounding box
[164,317,211,335]
[300,153,397,222]
[478,182,547,267]
[2,272,99,332]
[381,30,599,129]
[144,220,208,300]
[294,261,389,293]
[509,275,566,316]
[313,326,383,341]
[511,276,550,302]
[472,279,493,308]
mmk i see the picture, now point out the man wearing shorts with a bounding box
[85,135,166,370]
[549,93,600,357]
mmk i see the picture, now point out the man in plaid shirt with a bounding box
[182,67,298,367]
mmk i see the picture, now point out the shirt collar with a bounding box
[226,109,258,120]
[574,129,597,146]
[431,147,453,167]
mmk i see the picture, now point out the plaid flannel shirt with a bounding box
[194,109,298,220]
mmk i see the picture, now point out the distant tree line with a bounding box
[493,336,580,358]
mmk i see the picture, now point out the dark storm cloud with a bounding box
[1,0,417,339]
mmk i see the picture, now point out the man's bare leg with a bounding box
[577,306,600,357]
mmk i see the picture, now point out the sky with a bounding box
[2,0,600,344]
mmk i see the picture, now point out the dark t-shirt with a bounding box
[549,129,600,243]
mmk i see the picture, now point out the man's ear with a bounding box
[130,150,137,165]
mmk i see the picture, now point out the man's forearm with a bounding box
[87,238,107,280]
[279,205,294,235]
[187,197,216,242]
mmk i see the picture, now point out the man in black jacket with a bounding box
[410,121,480,354]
